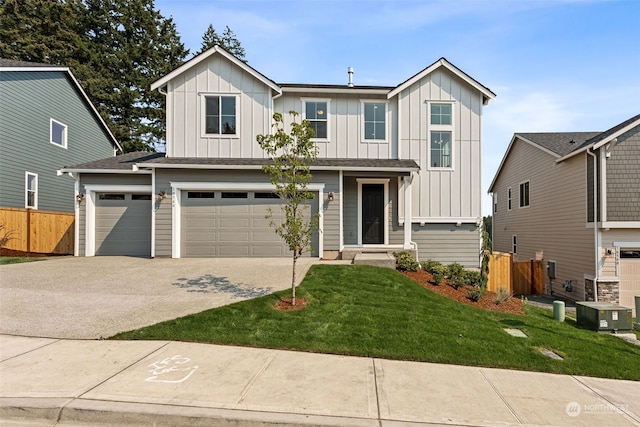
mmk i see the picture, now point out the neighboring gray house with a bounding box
[0,59,120,213]
[61,46,494,262]
[489,114,640,314]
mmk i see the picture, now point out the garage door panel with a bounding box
[182,190,318,258]
[95,194,151,257]
[620,257,640,315]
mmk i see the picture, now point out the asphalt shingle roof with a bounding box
[516,132,601,156]
[63,152,419,172]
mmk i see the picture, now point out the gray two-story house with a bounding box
[489,114,640,314]
[0,59,120,213]
[61,46,494,262]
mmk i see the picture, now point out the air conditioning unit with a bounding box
[576,302,632,333]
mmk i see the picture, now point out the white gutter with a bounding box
[586,148,599,302]
[136,163,419,173]
[58,168,152,174]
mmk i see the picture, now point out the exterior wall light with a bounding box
[327,192,334,202]
[157,191,166,200]
[76,193,85,203]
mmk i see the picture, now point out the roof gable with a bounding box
[150,45,281,94]
[1,59,121,152]
[387,57,495,103]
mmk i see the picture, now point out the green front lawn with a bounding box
[112,265,640,380]
[0,256,44,265]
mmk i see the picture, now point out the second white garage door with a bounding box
[182,190,317,257]
[619,249,640,316]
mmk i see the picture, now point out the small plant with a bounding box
[422,259,441,274]
[0,223,14,248]
[432,271,445,285]
[495,286,512,305]
[394,251,419,272]
[468,285,486,302]
[465,270,482,287]
[447,262,466,289]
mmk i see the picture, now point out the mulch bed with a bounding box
[274,297,309,311]
[403,269,525,316]
[0,248,66,258]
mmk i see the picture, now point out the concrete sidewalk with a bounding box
[1,335,639,426]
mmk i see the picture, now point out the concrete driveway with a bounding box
[0,256,318,339]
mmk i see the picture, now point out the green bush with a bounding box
[432,271,445,285]
[464,270,482,287]
[393,251,419,272]
[467,285,486,302]
[421,259,441,274]
[447,262,465,289]
[495,286,512,305]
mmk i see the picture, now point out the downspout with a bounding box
[586,148,599,302]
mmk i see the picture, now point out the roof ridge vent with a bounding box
[348,67,354,87]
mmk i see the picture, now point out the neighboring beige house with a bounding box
[489,114,640,314]
[61,46,495,265]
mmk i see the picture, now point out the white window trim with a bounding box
[427,101,455,171]
[507,187,512,211]
[83,184,152,256]
[360,100,388,143]
[50,118,68,149]
[356,178,390,246]
[301,97,330,142]
[519,180,530,208]
[512,234,517,254]
[25,172,38,209]
[199,93,240,139]
[170,182,325,259]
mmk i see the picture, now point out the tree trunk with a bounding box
[291,253,297,306]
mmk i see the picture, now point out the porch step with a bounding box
[352,253,396,269]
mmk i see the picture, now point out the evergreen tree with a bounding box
[197,24,246,63]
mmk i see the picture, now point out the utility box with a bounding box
[576,302,632,333]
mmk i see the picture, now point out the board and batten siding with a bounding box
[166,55,273,159]
[274,93,397,160]
[153,169,339,257]
[492,138,594,300]
[397,68,482,220]
[0,71,115,212]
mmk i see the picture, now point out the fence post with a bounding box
[26,208,31,253]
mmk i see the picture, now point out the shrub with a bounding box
[432,271,445,285]
[393,251,419,272]
[468,286,486,302]
[465,270,482,287]
[421,259,442,274]
[447,262,466,289]
[495,286,512,305]
[430,263,449,278]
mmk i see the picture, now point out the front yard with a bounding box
[112,264,640,381]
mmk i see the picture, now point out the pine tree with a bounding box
[197,24,246,63]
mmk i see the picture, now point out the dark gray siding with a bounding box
[606,125,640,221]
[153,169,339,257]
[0,71,115,212]
[412,223,480,268]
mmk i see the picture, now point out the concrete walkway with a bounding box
[1,335,639,426]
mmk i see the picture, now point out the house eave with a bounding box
[136,162,418,173]
[280,86,391,95]
[58,168,152,174]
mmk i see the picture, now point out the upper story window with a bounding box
[50,119,67,148]
[512,235,517,254]
[202,95,237,136]
[25,172,37,209]
[507,187,512,210]
[493,193,498,214]
[303,99,329,140]
[362,102,386,141]
[519,181,530,208]
[428,102,454,169]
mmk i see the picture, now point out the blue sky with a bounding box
[154,0,640,215]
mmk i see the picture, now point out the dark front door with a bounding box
[362,184,384,244]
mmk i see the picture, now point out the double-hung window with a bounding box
[25,172,37,209]
[50,119,67,148]
[519,181,530,208]
[304,99,328,140]
[507,187,512,210]
[429,102,453,169]
[362,101,386,141]
[202,95,237,136]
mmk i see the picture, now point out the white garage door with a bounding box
[619,249,640,316]
[182,191,318,257]
[95,193,152,256]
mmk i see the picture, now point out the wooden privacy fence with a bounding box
[0,208,74,254]
[487,251,544,295]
